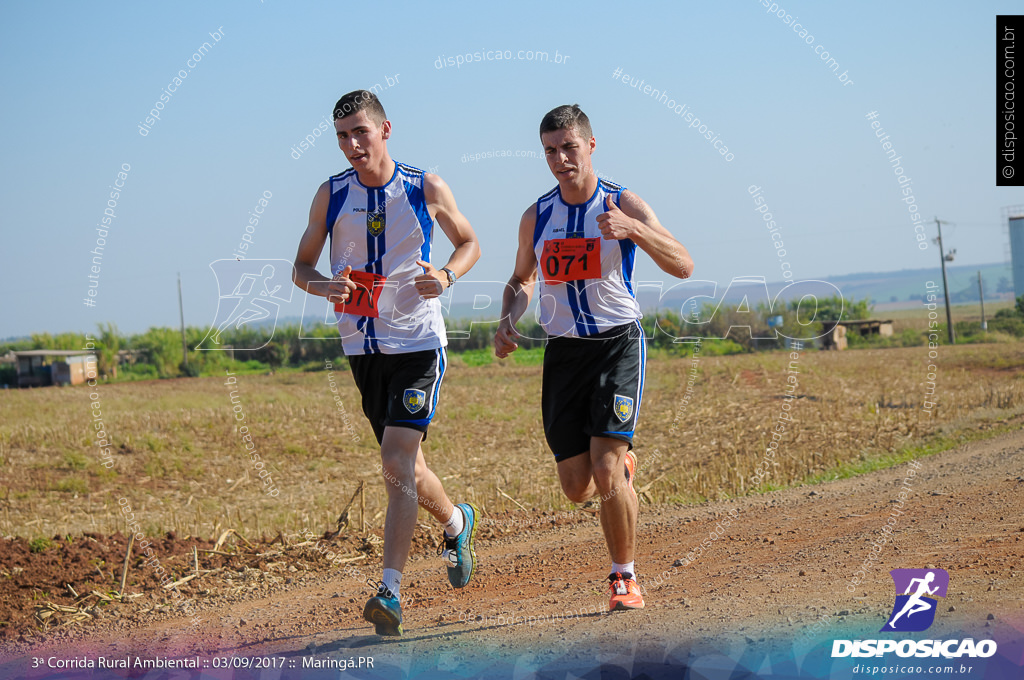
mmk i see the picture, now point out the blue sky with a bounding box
[2,0,1022,337]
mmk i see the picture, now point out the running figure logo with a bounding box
[197,259,295,350]
[881,568,949,632]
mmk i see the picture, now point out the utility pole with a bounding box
[934,218,955,345]
[178,273,189,370]
[978,271,987,332]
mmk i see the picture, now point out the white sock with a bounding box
[382,568,402,601]
[611,561,636,578]
[443,505,465,538]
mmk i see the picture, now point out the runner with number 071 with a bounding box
[494,104,695,612]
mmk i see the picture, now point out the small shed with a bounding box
[820,319,895,351]
[12,350,97,388]
[821,321,848,351]
[838,319,895,338]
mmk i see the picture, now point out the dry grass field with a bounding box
[880,299,1014,331]
[1,343,1022,543]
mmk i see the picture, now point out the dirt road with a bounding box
[2,427,1023,679]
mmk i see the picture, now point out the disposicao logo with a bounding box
[831,568,998,660]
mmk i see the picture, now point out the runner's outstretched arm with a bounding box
[495,205,539,358]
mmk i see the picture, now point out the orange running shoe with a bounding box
[624,450,638,500]
[608,572,645,611]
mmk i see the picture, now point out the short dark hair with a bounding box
[539,104,592,140]
[333,90,387,125]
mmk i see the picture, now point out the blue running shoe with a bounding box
[438,502,479,588]
[363,582,402,636]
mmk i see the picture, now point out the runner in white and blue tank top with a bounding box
[495,104,695,614]
[531,178,641,338]
[292,90,482,637]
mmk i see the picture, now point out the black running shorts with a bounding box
[541,321,646,462]
[348,348,447,444]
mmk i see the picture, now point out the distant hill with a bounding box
[640,262,1014,315]
[815,262,1014,307]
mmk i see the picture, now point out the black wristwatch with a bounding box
[441,267,457,287]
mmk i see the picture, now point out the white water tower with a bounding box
[1004,206,1024,298]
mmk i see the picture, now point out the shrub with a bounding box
[697,338,747,356]
[29,537,54,553]
[54,477,90,494]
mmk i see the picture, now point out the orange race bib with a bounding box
[334,271,387,318]
[541,238,601,283]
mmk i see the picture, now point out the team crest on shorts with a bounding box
[367,209,386,236]
[403,388,426,413]
[613,395,634,423]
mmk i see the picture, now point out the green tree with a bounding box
[133,328,183,378]
[30,332,90,351]
[262,341,287,369]
[789,294,871,323]
[95,322,121,379]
